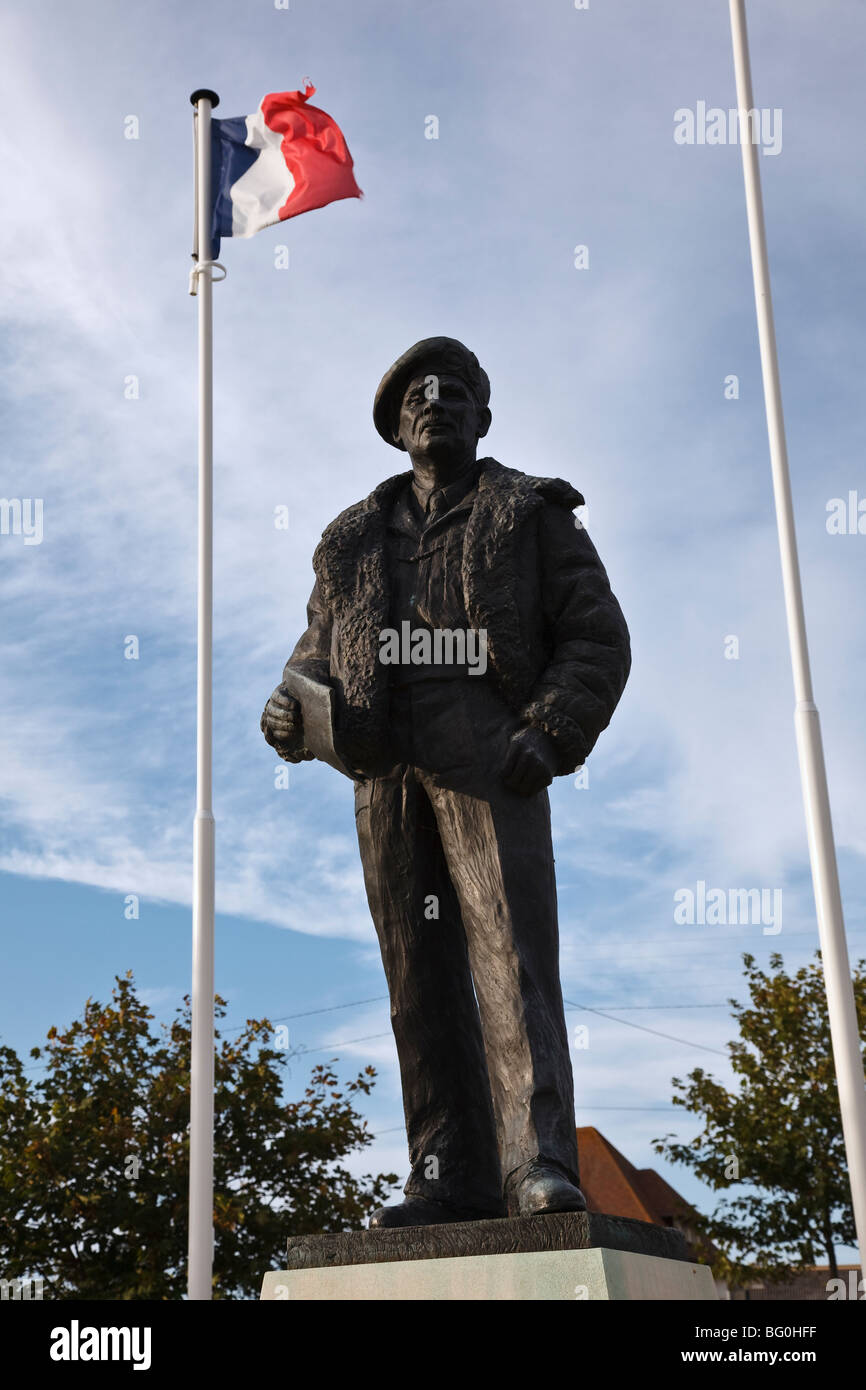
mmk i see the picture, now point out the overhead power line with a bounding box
[563,999,727,1057]
[368,1104,678,1137]
[221,993,731,1037]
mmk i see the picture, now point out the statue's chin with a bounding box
[416,437,469,469]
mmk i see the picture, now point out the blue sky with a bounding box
[1,0,865,1263]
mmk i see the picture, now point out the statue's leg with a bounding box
[354,766,505,1217]
[425,775,581,1203]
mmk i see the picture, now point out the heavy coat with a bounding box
[285,457,631,777]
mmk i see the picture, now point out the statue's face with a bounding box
[396,371,486,459]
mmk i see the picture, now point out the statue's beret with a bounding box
[373,336,491,448]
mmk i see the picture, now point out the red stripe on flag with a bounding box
[260,85,362,223]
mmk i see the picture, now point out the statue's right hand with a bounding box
[260,684,313,763]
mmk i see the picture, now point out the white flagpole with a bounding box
[188,86,220,1302]
[728,0,866,1263]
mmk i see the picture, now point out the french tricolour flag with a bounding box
[210,85,361,253]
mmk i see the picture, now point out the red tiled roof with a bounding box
[633,1167,694,1226]
[577,1127,693,1228]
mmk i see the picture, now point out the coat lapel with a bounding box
[463,459,548,703]
[311,472,408,761]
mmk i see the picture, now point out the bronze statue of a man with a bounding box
[261,337,631,1228]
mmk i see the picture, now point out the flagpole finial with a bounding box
[190,89,220,108]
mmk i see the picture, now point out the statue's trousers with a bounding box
[353,676,581,1216]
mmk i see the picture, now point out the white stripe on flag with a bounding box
[230,106,295,238]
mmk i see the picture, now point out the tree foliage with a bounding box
[653,952,865,1287]
[0,973,398,1299]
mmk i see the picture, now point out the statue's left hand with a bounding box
[502,726,557,796]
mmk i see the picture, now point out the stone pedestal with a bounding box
[260,1212,718,1301]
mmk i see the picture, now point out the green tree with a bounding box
[653,952,865,1287]
[0,973,398,1299]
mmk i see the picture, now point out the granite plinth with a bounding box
[261,1246,717,1301]
[259,1212,718,1300]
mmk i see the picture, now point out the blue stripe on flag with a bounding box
[209,116,258,255]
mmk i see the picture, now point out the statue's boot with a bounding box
[507,1162,587,1218]
[368,1196,491,1229]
